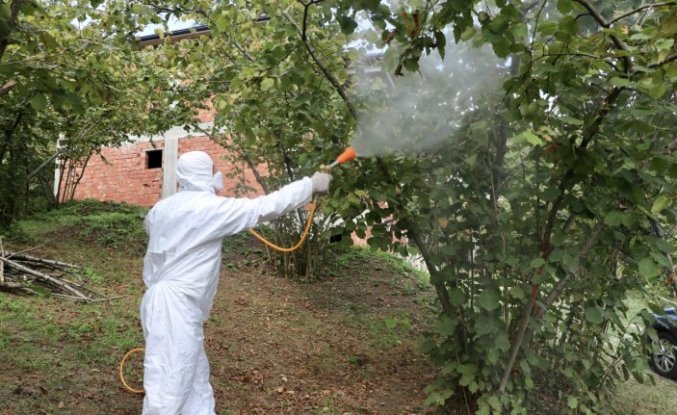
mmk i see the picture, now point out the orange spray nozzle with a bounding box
[322,147,358,170]
[336,147,357,164]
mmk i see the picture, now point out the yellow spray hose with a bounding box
[119,348,145,394]
[119,197,320,393]
[247,196,319,253]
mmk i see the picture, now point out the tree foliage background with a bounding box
[1,0,676,413]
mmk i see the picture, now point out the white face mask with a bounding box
[212,171,224,191]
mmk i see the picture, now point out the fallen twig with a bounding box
[0,249,105,301]
[52,294,125,303]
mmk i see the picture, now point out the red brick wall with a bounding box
[64,141,163,207]
[64,135,264,207]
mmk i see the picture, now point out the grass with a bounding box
[602,291,677,415]
[13,199,148,256]
[607,375,676,415]
[1,200,436,414]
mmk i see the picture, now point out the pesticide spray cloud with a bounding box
[349,41,507,158]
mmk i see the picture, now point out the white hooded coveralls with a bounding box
[141,151,313,414]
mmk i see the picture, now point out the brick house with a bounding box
[57,107,265,207]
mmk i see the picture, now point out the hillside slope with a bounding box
[1,201,439,415]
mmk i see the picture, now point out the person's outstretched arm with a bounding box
[210,172,331,238]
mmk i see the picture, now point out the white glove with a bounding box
[311,172,332,193]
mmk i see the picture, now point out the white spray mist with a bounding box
[349,40,507,158]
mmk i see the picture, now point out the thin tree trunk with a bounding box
[0,0,23,62]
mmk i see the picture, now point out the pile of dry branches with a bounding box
[0,243,108,302]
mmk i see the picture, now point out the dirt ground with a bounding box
[0,238,439,415]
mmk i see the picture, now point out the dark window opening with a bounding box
[147,149,163,169]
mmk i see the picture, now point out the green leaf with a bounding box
[487,395,501,411]
[539,22,558,36]
[567,396,578,409]
[651,195,670,214]
[436,314,458,336]
[29,94,48,111]
[557,0,574,13]
[475,318,497,336]
[215,15,229,32]
[609,77,631,87]
[456,363,477,375]
[508,286,525,299]
[561,115,583,125]
[656,38,674,50]
[260,78,275,91]
[338,15,357,34]
[0,4,10,19]
[649,82,667,99]
[434,31,446,59]
[403,58,419,72]
[478,289,500,311]
[653,252,672,268]
[638,257,662,278]
[491,38,511,58]
[487,348,499,363]
[530,257,545,269]
[585,305,604,324]
[448,287,466,306]
[515,130,542,146]
[477,402,490,415]
[519,361,531,379]
[604,211,624,227]
[541,187,560,202]
[424,389,454,406]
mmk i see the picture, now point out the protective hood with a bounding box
[176,151,215,193]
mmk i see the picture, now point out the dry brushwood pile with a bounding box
[0,244,107,302]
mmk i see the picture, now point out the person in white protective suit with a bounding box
[140,151,331,414]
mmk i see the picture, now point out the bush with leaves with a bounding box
[326,0,677,413]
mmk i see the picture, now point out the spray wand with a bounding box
[247,146,358,251]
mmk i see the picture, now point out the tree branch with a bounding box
[499,297,534,392]
[403,218,453,315]
[535,52,619,71]
[649,53,677,68]
[544,221,605,308]
[0,0,23,62]
[573,0,632,71]
[541,86,622,250]
[371,157,453,315]
[608,2,676,26]
[297,0,326,42]
[282,11,358,121]
[530,0,548,51]
[0,79,17,96]
[27,151,60,181]
[500,221,604,392]
[501,84,623,392]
